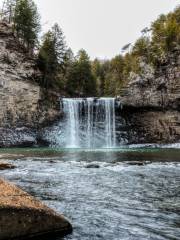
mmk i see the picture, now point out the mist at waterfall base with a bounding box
[45,98,124,149]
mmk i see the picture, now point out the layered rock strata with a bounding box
[119,52,180,144]
[0,22,60,147]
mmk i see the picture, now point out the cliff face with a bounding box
[0,22,60,147]
[0,21,179,146]
[119,51,180,144]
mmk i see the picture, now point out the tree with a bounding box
[121,43,131,53]
[37,31,57,88]
[91,58,103,96]
[37,23,67,89]
[103,55,125,96]
[51,23,67,65]
[132,36,151,62]
[1,0,16,23]
[66,49,97,97]
[92,59,111,96]
[150,7,180,65]
[14,0,40,51]
[141,27,151,37]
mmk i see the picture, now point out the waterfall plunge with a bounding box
[60,98,116,148]
[45,98,118,148]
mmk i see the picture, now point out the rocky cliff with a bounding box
[0,22,60,147]
[119,51,180,144]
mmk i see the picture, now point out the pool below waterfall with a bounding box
[1,147,180,240]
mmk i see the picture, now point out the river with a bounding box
[1,147,180,240]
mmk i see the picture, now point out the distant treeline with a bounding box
[1,1,180,97]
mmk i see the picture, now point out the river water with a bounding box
[1,147,180,240]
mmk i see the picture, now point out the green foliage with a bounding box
[66,49,97,97]
[132,37,151,61]
[37,23,67,89]
[151,7,180,65]
[14,0,40,51]
[37,32,57,88]
[91,59,108,96]
[1,0,179,97]
[104,55,125,96]
[93,6,180,97]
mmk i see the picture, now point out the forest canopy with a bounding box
[0,1,180,97]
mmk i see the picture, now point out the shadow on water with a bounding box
[0,147,180,162]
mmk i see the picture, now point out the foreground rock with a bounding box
[0,162,15,170]
[0,179,72,239]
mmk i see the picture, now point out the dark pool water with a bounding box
[0,148,180,240]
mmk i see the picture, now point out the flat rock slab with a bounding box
[0,179,72,240]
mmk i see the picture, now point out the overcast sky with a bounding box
[1,0,179,59]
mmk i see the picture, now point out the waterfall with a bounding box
[57,98,117,148]
[44,98,118,148]
[63,99,81,148]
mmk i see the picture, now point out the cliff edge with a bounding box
[0,22,60,147]
[119,51,180,144]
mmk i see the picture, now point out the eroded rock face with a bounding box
[119,110,180,144]
[119,53,180,144]
[0,179,72,239]
[0,22,60,147]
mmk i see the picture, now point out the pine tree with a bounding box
[51,23,67,65]
[14,0,40,51]
[66,49,97,96]
[37,23,67,89]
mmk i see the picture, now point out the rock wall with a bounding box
[119,110,180,144]
[119,52,180,144]
[0,22,60,147]
[0,21,179,146]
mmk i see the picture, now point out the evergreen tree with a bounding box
[132,37,151,62]
[51,23,67,65]
[91,58,103,96]
[103,55,125,96]
[37,23,67,89]
[66,49,97,96]
[14,0,40,51]
[37,31,57,88]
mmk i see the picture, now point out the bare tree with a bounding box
[141,27,152,37]
[121,43,131,53]
[0,0,16,23]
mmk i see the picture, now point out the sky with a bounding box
[1,0,179,59]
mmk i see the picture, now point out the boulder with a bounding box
[0,179,72,240]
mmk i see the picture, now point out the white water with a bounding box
[57,98,117,148]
